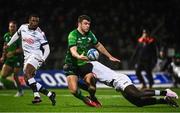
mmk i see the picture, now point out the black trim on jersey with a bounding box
[41,42,48,46]
[24,50,30,53]
[17,31,21,36]
[94,41,99,46]
[69,44,76,48]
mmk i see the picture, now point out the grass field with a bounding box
[0,88,180,112]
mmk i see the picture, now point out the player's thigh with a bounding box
[1,64,13,77]
[24,55,41,72]
[24,64,36,80]
[83,73,95,85]
[66,75,78,93]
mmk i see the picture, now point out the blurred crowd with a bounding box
[0,0,180,70]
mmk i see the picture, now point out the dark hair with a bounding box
[78,15,91,23]
[9,20,17,25]
[29,14,39,19]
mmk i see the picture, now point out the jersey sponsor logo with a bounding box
[23,38,34,44]
[88,37,91,42]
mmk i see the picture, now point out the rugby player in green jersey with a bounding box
[0,21,23,97]
[63,15,120,107]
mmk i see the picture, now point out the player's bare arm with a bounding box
[70,46,88,61]
[95,42,120,62]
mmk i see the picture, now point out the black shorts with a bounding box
[63,63,93,78]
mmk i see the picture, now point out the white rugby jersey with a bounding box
[8,24,48,59]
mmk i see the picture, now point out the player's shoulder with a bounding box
[69,29,77,34]
[3,32,10,37]
[68,29,78,37]
[18,24,28,30]
[36,27,43,32]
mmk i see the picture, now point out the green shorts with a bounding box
[63,63,93,78]
[4,59,22,68]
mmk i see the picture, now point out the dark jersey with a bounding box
[3,32,22,62]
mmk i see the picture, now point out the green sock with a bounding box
[73,89,85,101]
[0,77,16,89]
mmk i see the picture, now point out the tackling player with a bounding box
[4,14,56,106]
[63,15,120,107]
[79,61,179,107]
[0,21,23,97]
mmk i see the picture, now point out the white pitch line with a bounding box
[0,93,123,98]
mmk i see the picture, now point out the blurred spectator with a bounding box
[131,29,158,89]
[0,0,179,69]
[168,53,180,87]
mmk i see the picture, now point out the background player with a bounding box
[63,15,120,107]
[0,20,23,97]
[5,14,56,106]
[131,29,158,89]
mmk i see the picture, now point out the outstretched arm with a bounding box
[70,46,88,61]
[95,42,120,62]
[7,32,19,46]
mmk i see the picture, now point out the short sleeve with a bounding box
[39,32,48,45]
[68,32,77,48]
[90,31,98,45]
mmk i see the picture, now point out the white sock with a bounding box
[34,92,40,97]
[155,90,160,96]
[47,92,52,97]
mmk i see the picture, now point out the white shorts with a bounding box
[23,54,42,72]
[91,61,133,91]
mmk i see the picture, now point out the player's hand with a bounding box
[109,56,120,62]
[77,52,89,61]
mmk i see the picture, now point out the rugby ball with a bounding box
[87,48,99,61]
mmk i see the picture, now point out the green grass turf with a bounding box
[0,88,180,112]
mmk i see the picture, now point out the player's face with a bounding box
[79,20,90,33]
[29,17,39,29]
[9,23,17,33]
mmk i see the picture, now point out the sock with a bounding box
[73,89,85,100]
[88,86,96,98]
[27,78,40,97]
[13,75,23,92]
[155,90,160,96]
[156,98,167,104]
[0,76,16,89]
[39,86,50,96]
[160,91,167,96]
[34,82,50,96]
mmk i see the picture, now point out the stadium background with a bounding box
[0,0,180,112]
[0,0,180,70]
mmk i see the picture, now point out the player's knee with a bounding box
[68,86,78,95]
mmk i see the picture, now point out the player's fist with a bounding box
[77,52,89,61]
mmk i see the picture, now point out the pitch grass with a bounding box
[0,88,180,112]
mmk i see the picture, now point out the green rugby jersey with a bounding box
[3,32,22,61]
[65,29,98,66]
